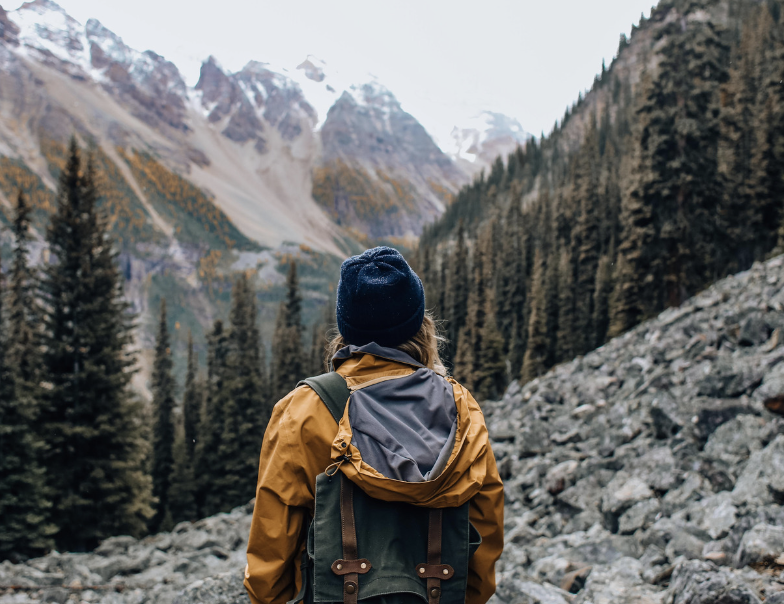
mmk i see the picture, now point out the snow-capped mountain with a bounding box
[449,111,532,176]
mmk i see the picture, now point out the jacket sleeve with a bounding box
[245,387,335,604]
[466,440,505,604]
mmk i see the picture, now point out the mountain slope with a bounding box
[416,0,782,400]
[2,254,783,604]
[0,0,472,383]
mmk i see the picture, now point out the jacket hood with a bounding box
[331,343,491,508]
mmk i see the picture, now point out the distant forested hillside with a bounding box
[416,0,784,399]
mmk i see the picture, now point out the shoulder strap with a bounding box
[298,372,351,425]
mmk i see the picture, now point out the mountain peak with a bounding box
[18,0,68,15]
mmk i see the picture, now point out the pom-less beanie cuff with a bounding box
[337,298,425,348]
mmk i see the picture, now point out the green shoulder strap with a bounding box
[298,372,351,425]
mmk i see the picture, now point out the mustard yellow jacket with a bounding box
[245,350,505,604]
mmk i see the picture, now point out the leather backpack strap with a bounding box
[331,474,371,604]
[415,510,455,604]
[298,372,351,424]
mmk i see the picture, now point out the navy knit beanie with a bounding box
[336,246,425,348]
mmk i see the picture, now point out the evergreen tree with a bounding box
[150,299,176,532]
[0,234,56,560]
[271,262,305,401]
[593,255,613,347]
[497,197,527,369]
[522,248,548,383]
[39,139,153,551]
[447,223,469,364]
[453,326,474,390]
[476,293,506,400]
[195,319,229,517]
[168,419,197,524]
[555,247,576,361]
[169,330,200,524]
[573,118,601,355]
[215,274,268,511]
[181,332,201,460]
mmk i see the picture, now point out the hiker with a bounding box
[245,246,504,604]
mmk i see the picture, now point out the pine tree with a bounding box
[555,247,576,361]
[271,262,305,401]
[593,255,613,347]
[452,326,474,390]
[195,319,229,517]
[0,235,56,560]
[497,197,527,369]
[476,292,506,400]
[39,139,153,551]
[169,331,200,524]
[150,299,176,532]
[522,248,548,383]
[610,76,658,337]
[182,332,201,461]
[168,418,197,524]
[648,14,729,303]
[215,274,268,511]
[573,118,601,355]
[447,223,469,364]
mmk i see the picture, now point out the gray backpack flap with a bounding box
[292,373,482,604]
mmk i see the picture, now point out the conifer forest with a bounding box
[0,140,331,558]
[416,0,784,400]
[2,0,784,570]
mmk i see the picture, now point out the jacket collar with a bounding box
[331,342,424,371]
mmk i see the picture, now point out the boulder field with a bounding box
[3,257,784,603]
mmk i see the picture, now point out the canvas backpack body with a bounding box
[289,372,481,604]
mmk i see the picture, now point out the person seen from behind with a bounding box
[245,246,504,604]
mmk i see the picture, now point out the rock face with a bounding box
[316,81,467,238]
[4,257,784,603]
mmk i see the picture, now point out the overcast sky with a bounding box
[9,0,655,146]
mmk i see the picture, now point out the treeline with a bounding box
[416,0,784,399]
[0,139,330,561]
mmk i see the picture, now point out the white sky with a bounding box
[8,0,655,146]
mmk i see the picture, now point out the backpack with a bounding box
[289,372,482,604]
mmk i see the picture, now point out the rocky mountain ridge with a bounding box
[3,254,784,603]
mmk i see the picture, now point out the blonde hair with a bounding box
[325,312,447,376]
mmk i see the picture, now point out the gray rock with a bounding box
[619,498,661,534]
[573,557,664,604]
[735,523,784,568]
[666,560,762,604]
[602,473,655,514]
[665,531,706,561]
[173,571,246,604]
[732,435,784,507]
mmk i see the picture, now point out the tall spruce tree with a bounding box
[215,274,268,511]
[39,139,153,551]
[521,248,548,383]
[573,118,601,355]
[447,223,469,365]
[195,319,229,517]
[271,262,305,401]
[168,418,197,524]
[0,224,56,560]
[555,247,576,361]
[182,332,201,460]
[150,299,176,532]
[168,331,200,524]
